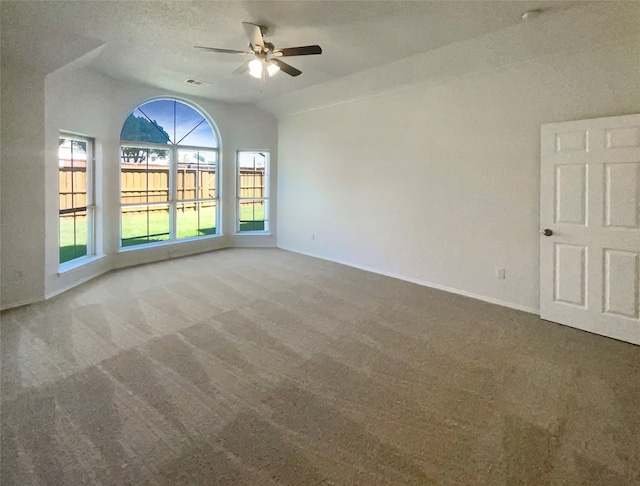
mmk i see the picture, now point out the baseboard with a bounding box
[227,235,277,248]
[1,296,45,311]
[4,245,539,315]
[45,268,107,301]
[277,245,540,315]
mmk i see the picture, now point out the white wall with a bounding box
[275,32,640,312]
[1,59,278,309]
[1,67,47,307]
[44,63,117,301]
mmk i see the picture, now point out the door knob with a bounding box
[542,229,553,236]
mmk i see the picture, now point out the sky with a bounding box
[238,151,267,169]
[131,99,218,147]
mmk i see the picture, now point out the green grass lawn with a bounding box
[60,204,265,263]
[238,202,266,232]
[59,217,88,263]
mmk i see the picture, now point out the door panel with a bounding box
[541,114,640,345]
[555,131,588,152]
[603,249,639,319]
[554,244,587,307]
[554,164,587,225]
[605,127,639,149]
[604,162,639,228]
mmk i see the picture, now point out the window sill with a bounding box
[58,254,106,276]
[233,231,272,236]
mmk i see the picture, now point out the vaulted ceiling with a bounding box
[2,1,585,104]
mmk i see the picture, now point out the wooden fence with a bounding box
[119,165,219,205]
[59,167,87,211]
[59,166,265,214]
[238,169,266,199]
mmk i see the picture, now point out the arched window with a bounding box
[119,99,219,247]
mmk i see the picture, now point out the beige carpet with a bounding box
[1,248,639,485]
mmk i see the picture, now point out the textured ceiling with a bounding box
[2,1,583,104]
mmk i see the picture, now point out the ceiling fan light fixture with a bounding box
[248,59,280,79]
[248,59,263,78]
[267,62,280,77]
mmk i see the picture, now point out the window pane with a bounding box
[59,211,87,263]
[59,139,88,211]
[238,152,267,198]
[177,202,217,239]
[239,200,267,232]
[121,205,170,247]
[177,149,217,200]
[120,100,217,147]
[120,109,171,144]
[120,148,170,204]
[175,101,217,147]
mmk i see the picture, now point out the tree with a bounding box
[120,114,171,163]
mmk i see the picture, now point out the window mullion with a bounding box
[169,146,177,241]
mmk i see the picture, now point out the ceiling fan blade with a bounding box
[270,58,302,77]
[242,22,265,50]
[232,59,252,75]
[272,45,322,57]
[194,46,251,55]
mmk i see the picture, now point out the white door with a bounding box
[541,114,640,345]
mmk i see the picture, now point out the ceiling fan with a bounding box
[195,22,322,80]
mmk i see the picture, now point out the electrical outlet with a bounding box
[495,267,506,279]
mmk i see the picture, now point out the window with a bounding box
[59,135,94,265]
[237,151,269,232]
[119,99,219,248]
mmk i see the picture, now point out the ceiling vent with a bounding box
[185,78,204,86]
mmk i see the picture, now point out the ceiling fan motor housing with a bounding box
[250,41,275,53]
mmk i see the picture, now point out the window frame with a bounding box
[58,133,95,268]
[236,150,270,234]
[119,141,221,249]
[175,146,219,240]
